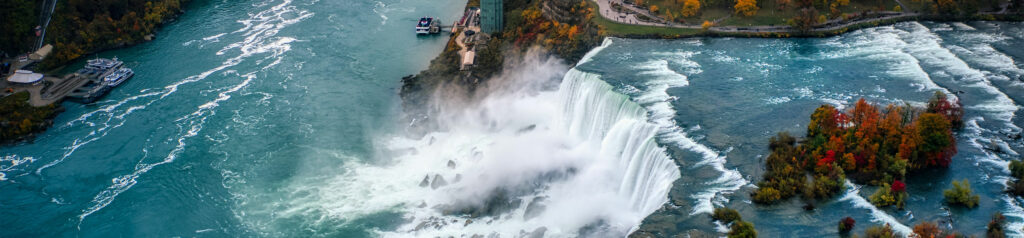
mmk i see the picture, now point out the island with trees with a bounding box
[751,92,963,209]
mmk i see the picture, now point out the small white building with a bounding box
[7,70,43,84]
[461,51,476,70]
[29,44,53,61]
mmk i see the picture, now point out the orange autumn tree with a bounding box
[734,0,759,17]
[682,0,701,17]
[752,93,962,204]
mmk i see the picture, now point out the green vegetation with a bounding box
[864,224,897,238]
[1007,159,1024,197]
[0,92,60,144]
[752,92,962,205]
[868,180,906,208]
[943,179,980,208]
[403,0,603,118]
[40,0,192,68]
[712,207,742,224]
[710,207,757,238]
[0,0,40,55]
[728,221,757,238]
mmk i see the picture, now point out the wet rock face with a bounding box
[431,174,448,189]
[419,175,430,187]
[523,197,546,220]
[448,160,457,168]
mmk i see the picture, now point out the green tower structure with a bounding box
[481,0,503,33]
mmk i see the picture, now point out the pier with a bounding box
[2,55,132,106]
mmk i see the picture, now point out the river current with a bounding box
[2,0,1023,237]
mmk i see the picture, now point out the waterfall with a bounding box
[288,58,680,237]
[558,68,681,217]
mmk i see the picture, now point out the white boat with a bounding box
[85,57,123,72]
[416,17,441,35]
[103,68,134,87]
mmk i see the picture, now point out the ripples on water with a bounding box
[578,21,1024,237]
[2,0,1024,236]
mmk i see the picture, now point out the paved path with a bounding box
[592,0,925,34]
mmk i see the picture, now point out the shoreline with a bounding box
[398,0,1024,236]
[0,1,193,146]
[591,7,1023,38]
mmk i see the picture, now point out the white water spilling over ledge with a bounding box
[295,60,680,237]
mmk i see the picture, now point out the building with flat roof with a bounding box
[7,70,43,84]
[480,0,503,33]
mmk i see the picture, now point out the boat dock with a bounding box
[2,56,134,106]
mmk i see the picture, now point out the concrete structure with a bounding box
[461,51,475,70]
[480,0,503,33]
[7,70,43,84]
[29,44,53,61]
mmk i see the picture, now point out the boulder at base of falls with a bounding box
[419,175,430,187]
[520,227,547,238]
[523,197,546,220]
[431,175,448,189]
[447,160,457,168]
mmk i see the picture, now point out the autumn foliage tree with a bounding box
[734,0,759,16]
[682,0,701,17]
[753,92,961,205]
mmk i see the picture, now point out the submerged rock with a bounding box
[431,175,448,189]
[516,124,537,134]
[419,175,430,187]
[523,197,546,220]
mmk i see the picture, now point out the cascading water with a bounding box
[285,54,680,237]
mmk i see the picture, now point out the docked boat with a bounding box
[67,79,110,103]
[84,57,123,72]
[103,68,134,87]
[67,57,135,103]
[416,17,441,35]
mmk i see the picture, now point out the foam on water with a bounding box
[632,53,747,215]
[898,22,1019,130]
[820,26,949,94]
[839,180,913,237]
[577,37,613,66]
[75,0,309,223]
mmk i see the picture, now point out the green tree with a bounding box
[729,221,757,238]
[943,179,980,208]
[712,207,741,223]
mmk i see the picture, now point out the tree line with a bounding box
[0,0,191,69]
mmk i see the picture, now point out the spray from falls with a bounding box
[286,51,680,237]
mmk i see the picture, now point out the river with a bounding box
[2,0,1023,237]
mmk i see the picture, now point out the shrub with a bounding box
[752,187,782,203]
[712,207,742,224]
[1009,160,1024,196]
[870,182,907,208]
[944,179,980,208]
[728,221,757,238]
[838,217,855,233]
[1011,160,1024,179]
[988,212,1006,238]
[864,224,897,238]
[912,222,942,238]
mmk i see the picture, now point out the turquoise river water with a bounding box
[2,0,1024,237]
